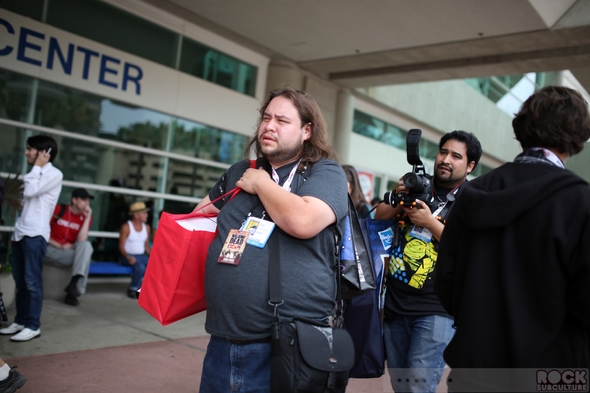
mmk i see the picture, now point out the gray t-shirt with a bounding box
[204,158,348,341]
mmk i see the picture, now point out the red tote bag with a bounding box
[138,210,218,325]
[138,161,255,325]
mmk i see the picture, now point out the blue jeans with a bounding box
[384,314,455,393]
[120,254,148,290]
[199,335,271,393]
[12,236,48,330]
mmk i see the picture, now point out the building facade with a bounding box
[1,0,589,258]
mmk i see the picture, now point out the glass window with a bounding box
[464,72,557,115]
[372,176,381,202]
[3,0,258,96]
[383,124,406,149]
[353,110,386,139]
[0,69,254,238]
[0,71,34,123]
[165,159,226,200]
[172,118,249,165]
[30,78,171,149]
[46,0,179,67]
[352,109,494,177]
[0,0,44,21]
[470,164,493,177]
[98,99,170,149]
[419,138,439,161]
[179,37,257,96]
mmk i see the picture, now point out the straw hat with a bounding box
[128,201,150,215]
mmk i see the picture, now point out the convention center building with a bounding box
[0,0,589,253]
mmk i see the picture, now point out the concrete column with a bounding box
[553,71,565,87]
[333,89,355,164]
[266,59,305,92]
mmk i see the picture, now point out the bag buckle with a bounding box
[268,300,284,318]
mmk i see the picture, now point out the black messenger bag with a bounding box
[268,231,355,393]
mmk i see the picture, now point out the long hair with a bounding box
[245,86,337,169]
[512,86,590,156]
[342,165,368,212]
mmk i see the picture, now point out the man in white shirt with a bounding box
[0,135,63,342]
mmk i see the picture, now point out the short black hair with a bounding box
[439,130,482,169]
[26,135,58,162]
[512,86,590,156]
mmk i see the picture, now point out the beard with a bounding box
[434,164,464,187]
[258,135,304,166]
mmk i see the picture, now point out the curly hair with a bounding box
[245,86,337,168]
[512,86,590,156]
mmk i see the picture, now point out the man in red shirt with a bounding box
[44,188,93,306]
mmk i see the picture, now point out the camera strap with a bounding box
[434,181,466,222]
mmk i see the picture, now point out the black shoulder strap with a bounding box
[438,180,468,222]
[53,203,66,224]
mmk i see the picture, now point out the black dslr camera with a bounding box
[383,129,433,208]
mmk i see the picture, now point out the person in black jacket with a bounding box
[436,86,590,392]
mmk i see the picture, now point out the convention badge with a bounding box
[217,229,249,265]
[240,216,275,248]
[409,225,433,242]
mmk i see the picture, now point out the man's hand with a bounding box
[83,206,92,218]
[402,200,435,227]
[395,177,409,195]
[236,167,272,194]
[34,149,51,167]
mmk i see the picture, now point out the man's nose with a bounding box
[440,154,451,164]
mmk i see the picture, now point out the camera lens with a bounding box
[403,172,429,193]
[403,173,418,189]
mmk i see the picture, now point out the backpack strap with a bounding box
[52,203,67,224]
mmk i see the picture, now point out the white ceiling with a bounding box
[147,0,590,91]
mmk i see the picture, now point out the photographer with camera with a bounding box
[375,130,482,393]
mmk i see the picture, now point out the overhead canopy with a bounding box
[147,0,590,91]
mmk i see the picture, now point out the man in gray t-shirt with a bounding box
[194,87,348,393]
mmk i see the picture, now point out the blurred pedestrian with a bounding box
[0,356,25,393]
[44,188,94,306]
[343,165,372,218]
[119,202,151,298]
[0,135,62,342]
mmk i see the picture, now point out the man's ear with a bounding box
[303,123,312,141]
[466,161,475,174]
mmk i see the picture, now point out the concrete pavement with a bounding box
[0,278,398,392]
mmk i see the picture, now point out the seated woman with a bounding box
[119,202,151,298]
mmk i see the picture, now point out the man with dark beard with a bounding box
[193,87,348,392]
[375,130,482,393]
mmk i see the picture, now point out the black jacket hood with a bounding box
[454,162,589,230]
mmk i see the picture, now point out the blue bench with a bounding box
[89,261,133,275]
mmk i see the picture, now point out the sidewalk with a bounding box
[0,279,397,393]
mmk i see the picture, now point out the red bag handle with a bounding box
[193,159,257,213]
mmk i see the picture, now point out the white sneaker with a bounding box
[0,323,25,335]
[10,328,41,342]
